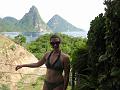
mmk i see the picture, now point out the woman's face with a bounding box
[50,38,60,49]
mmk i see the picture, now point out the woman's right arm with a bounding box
[15,53,47,71]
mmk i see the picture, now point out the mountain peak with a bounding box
[53,14,60,17]
[31,5,37,9]
[51,14,64,20]
[18,6,51,32]
[0,6,52,32]
[47,15,84,32]
[29,5,39,14]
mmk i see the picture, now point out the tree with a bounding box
[84,13,106,89]
[98,0,120,89]
[14,34,26,46]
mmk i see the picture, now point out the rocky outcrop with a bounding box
[0,35,46,90]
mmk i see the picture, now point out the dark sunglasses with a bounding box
[50,41,60,45]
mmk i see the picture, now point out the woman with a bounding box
[15,34,70,90]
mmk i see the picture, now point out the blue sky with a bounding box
[0,0,105,31]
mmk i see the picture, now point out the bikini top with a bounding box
[45,51,64,73]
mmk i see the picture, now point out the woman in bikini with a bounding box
[15,34,70,90]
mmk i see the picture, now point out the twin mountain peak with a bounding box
[0,6,84,33]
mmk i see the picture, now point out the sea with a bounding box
[0,31,87,43]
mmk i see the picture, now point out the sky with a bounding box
[0,0,105,31]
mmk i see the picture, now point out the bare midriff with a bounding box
[45,69,64,82]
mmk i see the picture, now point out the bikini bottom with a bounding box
[44,80,64,90]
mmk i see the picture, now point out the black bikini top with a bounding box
[45,51,64,73]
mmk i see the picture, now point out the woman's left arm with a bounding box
[63,56,70,90]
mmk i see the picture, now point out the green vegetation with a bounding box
[17,75,71,90]
[72,0,120,90]
[25,33,87,89]
[0,84,10,90]
[2,0,120,90]
[9,44,16,51]
[17,75,45,90]
[26,33,87,61]
[14,34,26,46]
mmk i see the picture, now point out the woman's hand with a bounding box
[15,65,22,71]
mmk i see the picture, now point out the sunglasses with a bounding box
[50,41,60,45]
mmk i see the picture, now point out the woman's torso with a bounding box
[45,51,64,82]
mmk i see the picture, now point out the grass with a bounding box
[17,75,45,90]
[0,41,4,49]
[17,75,72,90]
[0,84,10,90]
[67,85,72,90]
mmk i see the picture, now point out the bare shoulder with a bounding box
[61,52,70,62]
[44,51,51,56]
[44,51,51,59]
[61,52,70,70]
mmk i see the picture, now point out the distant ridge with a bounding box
[47,14,85,33]
[0,6,87,37]
[0,6,52,32]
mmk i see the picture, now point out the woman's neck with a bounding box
[53,49,60,54]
